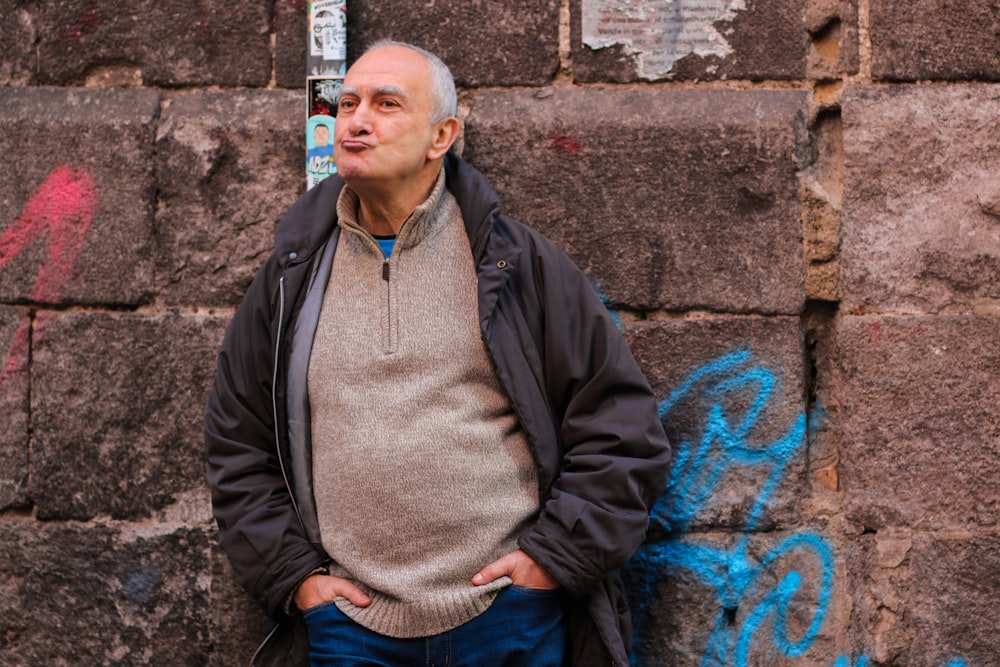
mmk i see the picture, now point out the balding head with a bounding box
[362,40,457,123]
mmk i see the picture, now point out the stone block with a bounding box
[0,520,217,665]
[842,85,1000,314]
[0,306,29,510]
[836,315,1000,531]
[624,316,807,533]
[0,2,35,85]
[463,88,807,314]
[624,530,843,666]
[34,0,272,86]
[571,0,808,83]
[345,0,560,87]
[871,0,1000,81]
[30,312,228,520]
[806,0,860,79]
[908,534,1000,666]
[274,0,308,89]
[156,90,305,307]
[0,87,159,306]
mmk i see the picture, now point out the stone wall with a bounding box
[1,1,998,665]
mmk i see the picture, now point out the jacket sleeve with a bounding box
[204,260,327,619]
[514,237,672,598]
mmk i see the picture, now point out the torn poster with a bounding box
[582,0,747,79]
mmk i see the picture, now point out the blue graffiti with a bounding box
[653,348,806,533]
[629,349,968,667]
[629,349,826,666]
[630,531,834,666]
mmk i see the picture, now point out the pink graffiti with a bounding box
[0,166,97,390]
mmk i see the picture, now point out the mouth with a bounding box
[340,139,370,151]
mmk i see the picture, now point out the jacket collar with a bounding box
[443,151,504,259]
[274,173,344,267]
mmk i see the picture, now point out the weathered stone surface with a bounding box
[208,543,272,667]
[30,312,227,520]
[0,307,29,510]
[625,530,844,666]
[464,89,807,314]
[274,0,309,89]
[836,315,1000,531]
[625,538,722,667]
[908,534,1000,666]
[346,0,560,87]
[571,0,808,83]
[34,0,272,86]
[625,316,807,532]
[844,533,912,664]
[847,531,1000,666]
[0,520,216,666]
[156,90,304,307]
[806,0,860,79]
[841,85,1000,314]
[871,0,1000,81]
[0,2,35,85]
[0,87,159,306]
[802,302,844,519]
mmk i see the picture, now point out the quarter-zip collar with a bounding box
[335,168,448,256]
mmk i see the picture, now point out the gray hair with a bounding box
[364,39,458,123]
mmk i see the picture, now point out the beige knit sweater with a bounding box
[308,171,540,638]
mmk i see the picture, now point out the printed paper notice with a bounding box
[582,0,747,79]
[310,0,347,61]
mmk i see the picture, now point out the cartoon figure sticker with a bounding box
[310,0,347,62]
[306,114,336,190]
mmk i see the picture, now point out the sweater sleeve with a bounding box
[204,260,328,619]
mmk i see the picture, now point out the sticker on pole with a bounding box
[306,0,346,188]
[306,114,336,190]
[310,0,347,65]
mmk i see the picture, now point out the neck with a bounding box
[352,164,442,236]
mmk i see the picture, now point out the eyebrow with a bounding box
[340,85,409,100]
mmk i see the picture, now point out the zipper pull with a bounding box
[382,259,390,281]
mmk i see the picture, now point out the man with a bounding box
[205,40,671,666]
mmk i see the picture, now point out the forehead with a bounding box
[343,46,432,95]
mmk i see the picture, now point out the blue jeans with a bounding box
[302,586,566,667]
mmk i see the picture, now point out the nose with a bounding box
[347,99,373,135]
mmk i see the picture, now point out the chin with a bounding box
[334,163,367,181]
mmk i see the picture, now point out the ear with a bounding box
[427,117,460,160]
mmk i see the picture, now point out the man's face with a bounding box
[333,46,442,190]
